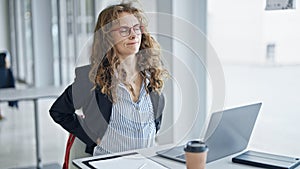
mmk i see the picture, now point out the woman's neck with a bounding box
[118,54,139,76]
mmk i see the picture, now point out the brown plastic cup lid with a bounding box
[184,140,209,153]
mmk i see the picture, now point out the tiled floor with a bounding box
[0,64,300,169]
[0,99,67,169]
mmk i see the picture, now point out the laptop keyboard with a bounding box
[176,154,186,160]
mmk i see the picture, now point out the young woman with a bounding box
[50,2,169,169]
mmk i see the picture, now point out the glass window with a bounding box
[51,0,95,85]
[11,0,34,85]
[207,0,300,154]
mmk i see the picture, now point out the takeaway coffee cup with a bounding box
[184,140,209,169]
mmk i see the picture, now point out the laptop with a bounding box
[156,102,262,163]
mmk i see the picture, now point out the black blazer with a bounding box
[49,65,165,154]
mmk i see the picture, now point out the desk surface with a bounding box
[0,86,65,101]
[73,144,300,169]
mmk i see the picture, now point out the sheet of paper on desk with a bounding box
[89,154,168,169]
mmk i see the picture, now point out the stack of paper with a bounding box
[89,153,168,169]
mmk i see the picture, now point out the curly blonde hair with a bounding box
[89,2,169,102]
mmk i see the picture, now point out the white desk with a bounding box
[0,86,65,169]
[73,144,300,169]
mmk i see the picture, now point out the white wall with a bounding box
[208,0,300,65]
[263,2,300,64]
[207,0,264,64]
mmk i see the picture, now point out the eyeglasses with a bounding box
[110,24,143,37]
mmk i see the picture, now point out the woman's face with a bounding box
[110,12,142,60]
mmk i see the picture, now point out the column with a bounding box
[31,0,54,87]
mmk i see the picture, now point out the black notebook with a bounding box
[232,150,300,169]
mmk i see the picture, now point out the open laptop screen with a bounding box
[205,102,262,162]
[156,102,262,163]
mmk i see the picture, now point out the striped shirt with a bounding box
[93,81,156,156]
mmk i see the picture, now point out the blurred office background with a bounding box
[1,0,300,168]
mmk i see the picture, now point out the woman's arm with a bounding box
[49,85,96,150]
